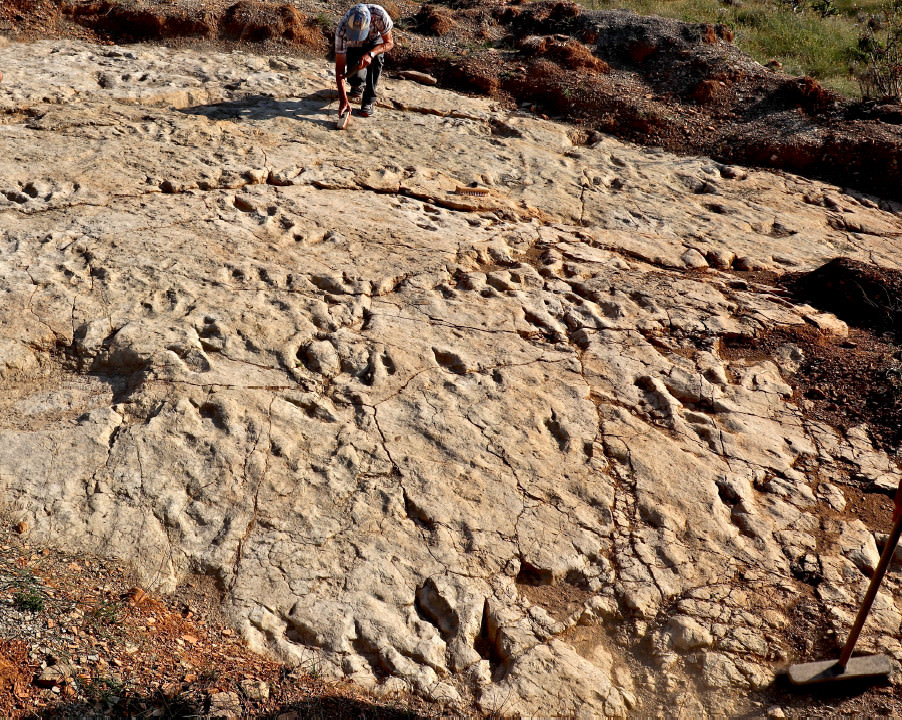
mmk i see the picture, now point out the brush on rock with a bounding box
[787,511,902,686]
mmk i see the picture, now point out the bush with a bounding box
[12,586,44,613]
[856,0,902,99]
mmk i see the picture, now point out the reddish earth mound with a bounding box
[786,257,902,338]
[414,5,455,36]
[64,0,216,41]
[1,0,328,50]
[518,36,609,72]
[221,0,320,44]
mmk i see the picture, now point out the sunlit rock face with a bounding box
[2,40,902,717]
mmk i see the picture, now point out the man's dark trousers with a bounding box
[345,44,384,107]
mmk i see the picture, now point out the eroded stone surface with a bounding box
[2,40,902,716]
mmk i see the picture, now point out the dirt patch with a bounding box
[0,640,33,718]
[516,580,593,622]
[836,483,895,532]
[723,321,902,454]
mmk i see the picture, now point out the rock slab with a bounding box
[2,40,902,717]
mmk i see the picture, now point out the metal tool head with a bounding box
[788,654,893,686]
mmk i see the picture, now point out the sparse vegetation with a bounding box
[855,0,902,98]
[8,572,45,613]
[85,599,122,632]
[12,586,44,613]
[313,11,334,30]
[77,675,129,707]
[578,0,889,96]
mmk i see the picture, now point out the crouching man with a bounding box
[335,3,394,118]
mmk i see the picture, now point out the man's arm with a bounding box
[355,30,394,72]
[335,52,350,115]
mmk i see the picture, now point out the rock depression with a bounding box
[2,39,902,717]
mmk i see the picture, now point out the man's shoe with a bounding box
[360,103,375,117]
[348,86,363,101]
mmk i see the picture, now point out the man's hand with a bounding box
[335,54,350,115]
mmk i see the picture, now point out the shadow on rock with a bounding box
[26,692,435,719]
[756,668,894,718]
[180,91,337,129]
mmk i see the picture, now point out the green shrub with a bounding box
[12,587,44,613]
[855,0,902,99]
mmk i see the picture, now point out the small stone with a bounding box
[399,70,438,86]
[208,691,242,719]
[733,256,762,271]
[14,520,28,535]
[839,520,880,573]
[34,664,73,688]
[666,616,713,650]
[766,705,787,718]
[817,482,846,512]
[804,312,848,337]
[681,248,709,269]
[239,678,270,700]
[720,165,748,179]
[706,249,735,269]
[127,587,148,606]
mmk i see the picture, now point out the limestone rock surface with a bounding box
[2,40,902,716]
